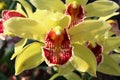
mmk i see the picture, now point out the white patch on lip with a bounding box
[72,4,77,9]
[53,26,63,36]
[55,30,61,35]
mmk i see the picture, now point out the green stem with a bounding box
[49,73,59,80]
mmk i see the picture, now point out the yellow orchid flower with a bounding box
[3,9,111,75]
[1,0,120,78]
[30,0,119,28]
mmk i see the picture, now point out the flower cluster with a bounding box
[0,0,120,79]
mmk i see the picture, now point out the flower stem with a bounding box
[49,73,59,80]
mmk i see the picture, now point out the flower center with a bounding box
[43,26,73,66]
[65,3,85,28]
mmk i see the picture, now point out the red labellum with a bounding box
[43,28,73,66]
[87,42,103,65]
[65,4,85,28]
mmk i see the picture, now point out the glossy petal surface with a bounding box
[4,17,46,42]
[30,0,65,12]
[66,0,88,5]
[97,54,120,76]
[73,44,97,76]
[15,42,44,75]
[0,10,25,34]
[85,1,119,17]
[69,20,111,42]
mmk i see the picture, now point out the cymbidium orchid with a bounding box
[3,8,111,75]
[65,2,85,28]
[1,0,120,79]
[30,0,119,28]
[0,10,25,40]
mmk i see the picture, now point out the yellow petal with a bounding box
[30,0,65,12]
[11,39,27,60]
[15,42,44,75]
[17,0,33,17]
[73,44,97,76]
[4,17,47,42]
[66,0,88,5]
[85,0,119,17]
[69,20,111,42]
[97,54,120,76]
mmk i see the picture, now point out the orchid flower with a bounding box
[30,0,119,28]
[0,10,25,40]
[3,8,111,76]
[28,0,119,68]
[1,0,120,78]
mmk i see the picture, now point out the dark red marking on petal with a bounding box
[2,10,25,21]
[65,4,85,28]
[0,20,4,33]
[43,29,73,65]
[96,55,103,65]
[87,43,103,65]
[0,10,25,34]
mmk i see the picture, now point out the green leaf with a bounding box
[97,54,120,76]
[72,44,97,76]
[30,0,65,12]
[64,72,82,80]
[103,37,120,53]
[15,42,44,75]
[69,20,111,42]
[85,1,119,17]
[4,17,47,42]
[66,0,88,5]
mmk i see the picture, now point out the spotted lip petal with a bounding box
[65,4,85,28]
[43,28,73,66]
[87,43,103,65]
